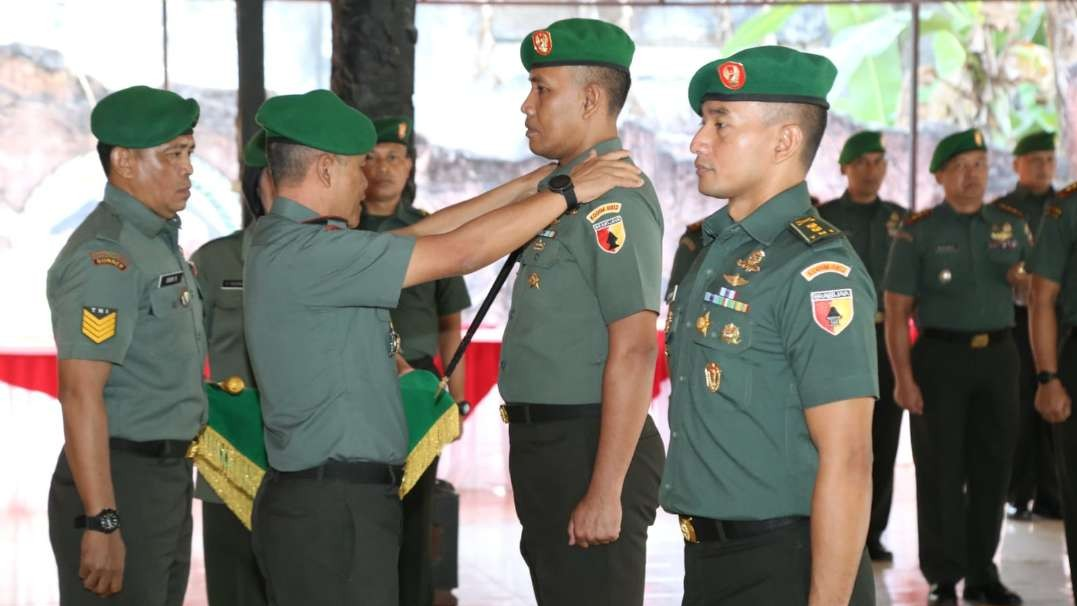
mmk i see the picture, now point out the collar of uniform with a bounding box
[1013,184,1055,201]
[360,198,414,231]
[838,190,880,207]
[542,137,624,188]
[102,183,171,237]
[270,196,320,223]
[735,182,814,245]
[938,199,983,221]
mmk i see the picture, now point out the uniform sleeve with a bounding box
[435,275,471,317]
[666,230,701,300]
[190,245,215,336]
[781,247,879,408]
[1028,201,1072,283]
[298,228,416,309]
[580,191,663,323]
[47,242,140,364]
[883,223,920,296]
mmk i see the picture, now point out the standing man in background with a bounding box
[498,18,666,606]
[46,85,205,605]
[1026,179,1077,605]
[818,131,906,562]
[190,129,273,606]
[358,116,471,606]
[994,130,1061,521]
[885,129,1029,605]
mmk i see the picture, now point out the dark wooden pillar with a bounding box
[237,0,266,226]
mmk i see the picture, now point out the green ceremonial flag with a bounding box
[189,371,460,528]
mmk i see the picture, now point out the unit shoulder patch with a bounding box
[788,216,841,246]
[88,250,128,271]
[800,261,852,281]
[81,306,117,344]
[810,289,854,336]
[994,202,1024,219]
[1059,181,1077,199]
[904,208,933,226]
[587,202,626,254]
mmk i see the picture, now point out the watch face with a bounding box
[549,174,571,191]
[98,511,120,532]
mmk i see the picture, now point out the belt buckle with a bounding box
[499,405,509,424]
[679,516,699,544]
[971,333,989,349]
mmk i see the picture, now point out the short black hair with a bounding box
[97,142,114,177]
[266,140,318,186]
[576,65,631,116]
[766,103,828,169]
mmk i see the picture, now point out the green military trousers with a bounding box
[48,448,193,606]
[1050,332,1077,604]
[508,413,664,606]
[202,501,266,606]
[251,468,402,606]
[681,520,875,605]
[910,333,1020,586]
[870,322,903,546]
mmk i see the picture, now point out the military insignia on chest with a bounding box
[736,249,765,273]
[886,212,901,237]
[704,289,749,313]
[587,202,625,254]
[810,289,854,336]
[989,222,1017,249]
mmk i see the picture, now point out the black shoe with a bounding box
[866,539,893,562]
[1007,503,1033,521]
[1031,499,1063,520]
[930,582,957,604]
[963,582,1023,605]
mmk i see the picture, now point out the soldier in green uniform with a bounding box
[1026,179,1077,605]
[885,129,1029,605]
[243,89,643,605]
[359,116,471,606]
[664,46,877,606]
[46,86,205,605]
[667,220,704,300]
[499,19,666,606]
[994,130,1061,520]
[189,130,273,606]
[817,131,906,562]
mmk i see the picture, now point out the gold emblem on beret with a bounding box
[723,273,749,287]
[531,30,553,57]
[718,61,746,91]
[721,323,741,345]
[219,376,246,395]
[704,362,722,393]
[736,249,765,273]
[528,272,541,289]
[696,311,711,336]
[974,130,983,147]
[397,121,408,141]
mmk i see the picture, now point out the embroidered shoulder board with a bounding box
[994,202,1024,219]
[1059,181,1077,199]
[788,216,842,246]
[686,221,703,232]
[904,208,933,226]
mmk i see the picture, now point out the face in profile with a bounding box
[120,134,196,219]
[690,100,773,200]
[520,66,587,161]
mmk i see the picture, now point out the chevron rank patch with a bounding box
[82,307,117,344]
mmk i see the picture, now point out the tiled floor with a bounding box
[2,381,1074,605]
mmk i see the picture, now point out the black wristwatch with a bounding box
[75,508,121,534]
[548,174,579,213]
[1036,371,1060,385]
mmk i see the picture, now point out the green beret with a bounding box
[255,89,376,155]
[243,129,267,168]
[839,131,885,165]
[372,116,413,145]
[91,85,199,148]
[930,128,988,173]
[1013,130,1055,156]
[688,45,837,116]
[521,18,634,74]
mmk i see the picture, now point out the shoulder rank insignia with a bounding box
[994,202,1024,219]
[789,216,841,245]
[1059,181,1077,199]
[904,208,933,226]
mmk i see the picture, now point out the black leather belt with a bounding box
[679,515,808,544]
[500,403,601,424]
[109,437,191,458]
[920,328,1011,349]
[271,460,403,486]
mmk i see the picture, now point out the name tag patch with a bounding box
[221,279,243,290]
[158,272,184,288]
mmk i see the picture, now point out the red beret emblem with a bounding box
[532,31,553,57]
[718,61,746,91]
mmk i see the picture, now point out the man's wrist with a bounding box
[1037,371,1060,385]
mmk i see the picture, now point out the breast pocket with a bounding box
[689,309,754,409]
[149,284,196,351]
[986,241,1020,268]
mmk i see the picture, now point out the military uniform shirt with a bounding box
[192,228,255,385]
[358,203,471,361]
[499,137,664,404]
[245,197,416,471]
[993,185,1055,236]
[884,201,1031,331]
[46,184,207,441]
[661,182,878,520]
[666,223,703,301]
[1029,184,1077,328]
[818,192,905,311]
